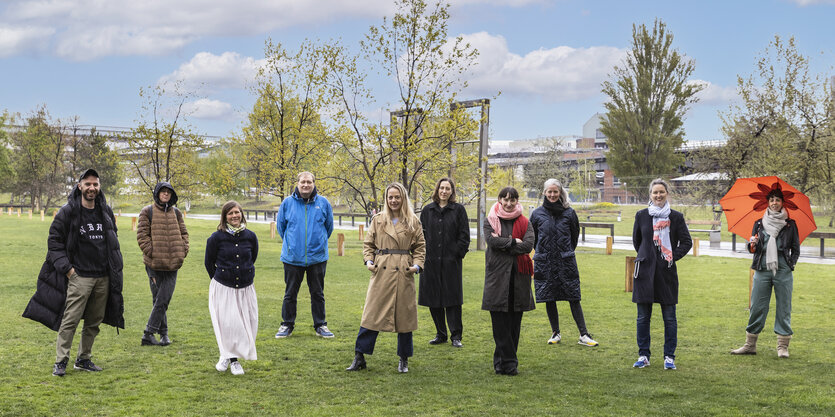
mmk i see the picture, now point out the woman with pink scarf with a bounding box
[481,187,535,376]
[631,179,691,371]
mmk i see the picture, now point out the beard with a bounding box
[83,189,98,202]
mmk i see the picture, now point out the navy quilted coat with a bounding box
[530,205,581,302]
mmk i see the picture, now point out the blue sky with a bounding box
[2,0,834,143]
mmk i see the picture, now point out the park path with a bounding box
[162,213,835,265]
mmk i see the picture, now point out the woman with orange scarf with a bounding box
[481,187,535,376]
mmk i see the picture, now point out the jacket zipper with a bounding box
[304,198,309,266]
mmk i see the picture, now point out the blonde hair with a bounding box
[383,182,418,231]
[648,178,672,205]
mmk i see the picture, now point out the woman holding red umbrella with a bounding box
[731,187,800,358]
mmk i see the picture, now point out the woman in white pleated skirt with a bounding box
[204,201,259,375]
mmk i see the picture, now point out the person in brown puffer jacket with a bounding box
[136,182,189,346]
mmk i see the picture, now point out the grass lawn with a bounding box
[1,214,834,416]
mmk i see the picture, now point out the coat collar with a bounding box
[382,216,400,242]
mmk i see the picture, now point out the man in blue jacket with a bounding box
[275,172,335,338]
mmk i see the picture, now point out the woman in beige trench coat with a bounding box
[346,183,426,373]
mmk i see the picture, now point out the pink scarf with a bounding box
[487,202,533,275]
[488,201,522,236]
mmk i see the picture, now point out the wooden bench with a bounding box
[243,209,277,221]
[579,222,614,242]
[334,212,371,227]
[732,231,834,257]
[576,210,622,222]
[685,219,721,231]
[808,231,835,257]
[686,220,721,247]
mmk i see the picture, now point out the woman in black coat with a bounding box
[530,179,597,347]
[631,179,691,371]
[482,187,535,376]
[419,177,470,347]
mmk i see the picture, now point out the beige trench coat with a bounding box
[361,214,426,333]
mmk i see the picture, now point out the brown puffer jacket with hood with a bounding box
[136,182,189,271]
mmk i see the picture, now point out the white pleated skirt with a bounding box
[209,279,258,361]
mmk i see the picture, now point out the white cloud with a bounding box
[0,25,54,57]
[158,52,267,93]
[0,0,395,60]
[460,32,626,102]
[183,98,235,120]
[691,80,738,105]
[0,0,542,60]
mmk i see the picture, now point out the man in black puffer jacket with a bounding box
[23,168,125,377]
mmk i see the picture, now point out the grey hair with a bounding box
[543,178,570,208]
[298,171,315,182]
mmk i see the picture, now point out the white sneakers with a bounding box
[578,334,599,347]
[230,361,245,375]
[549,333,600,346]
[216,357,244,375]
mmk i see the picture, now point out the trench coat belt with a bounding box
[375,249,411,255]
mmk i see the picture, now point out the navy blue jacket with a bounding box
[530,205,581,301]
[204,229,259,288]
[631,208,692,305]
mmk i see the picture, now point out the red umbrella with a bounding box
[719,176,817,243]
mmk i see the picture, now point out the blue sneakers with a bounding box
[664,356,677,370]
[275,325,293,338]
[632,356,650,368]
[315,325,335,338]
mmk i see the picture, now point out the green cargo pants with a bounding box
[56,272,109,363]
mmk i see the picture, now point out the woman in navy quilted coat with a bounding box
[530,179,598,347]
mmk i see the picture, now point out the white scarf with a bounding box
[648,201,673,266]
[762,208,787,276]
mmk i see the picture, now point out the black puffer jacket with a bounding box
[22,185,125,331]
[530,205,581,301]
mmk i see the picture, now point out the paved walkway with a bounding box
[575,233,835,265]
[159,213,835,265]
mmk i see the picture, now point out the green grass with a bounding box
[1,214,834,416]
